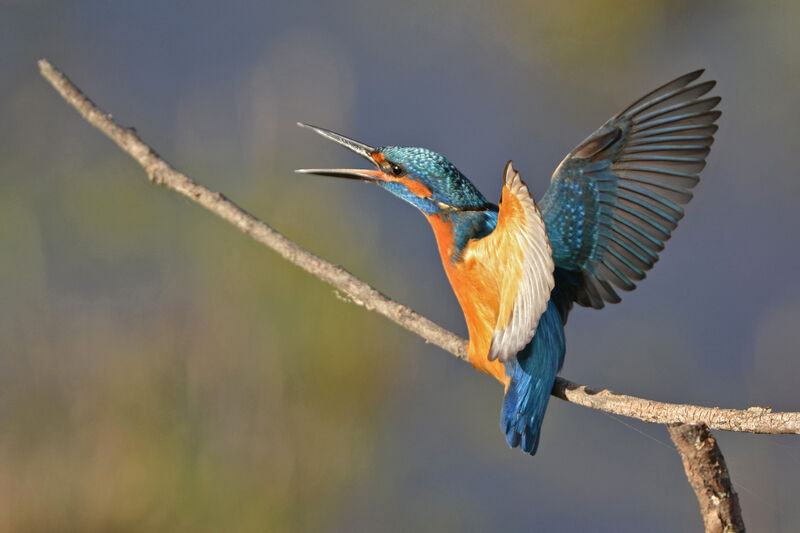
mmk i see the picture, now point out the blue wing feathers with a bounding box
[541,70,720,309]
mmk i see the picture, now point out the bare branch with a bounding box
[668,424,746,532]
[553,381,798,434]
[38,58,800,436]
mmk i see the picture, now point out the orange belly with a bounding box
[426,214,509,386]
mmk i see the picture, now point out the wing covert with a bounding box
[469,162,555,363]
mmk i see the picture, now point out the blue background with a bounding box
[1,1,799,531]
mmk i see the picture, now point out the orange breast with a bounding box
[426,214,508,385]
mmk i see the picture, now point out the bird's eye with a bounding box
[391,164,403,176]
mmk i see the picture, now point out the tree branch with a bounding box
[668,424,746,532]
[37,58,800,436]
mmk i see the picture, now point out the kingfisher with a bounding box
[296,70,720,455]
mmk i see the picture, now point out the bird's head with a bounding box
[295,123,490,216]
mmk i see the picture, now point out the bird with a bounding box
[296,70,720,455]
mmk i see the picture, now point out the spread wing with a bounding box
[540,70,721,309]
[469,161,555,363]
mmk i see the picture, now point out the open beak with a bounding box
[294,122,384,182]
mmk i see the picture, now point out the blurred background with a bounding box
[1,1,799,531]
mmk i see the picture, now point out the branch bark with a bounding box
[37,58,800,437]
[668,424,746,532]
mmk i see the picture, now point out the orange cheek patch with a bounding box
[397,177,433,198]
[371,152,385,164]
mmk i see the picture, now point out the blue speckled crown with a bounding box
[380,146,489,210]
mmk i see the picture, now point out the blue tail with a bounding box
[501,301,566,455]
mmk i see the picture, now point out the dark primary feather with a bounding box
[540,70,720,309]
